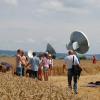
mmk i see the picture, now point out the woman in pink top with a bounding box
[42,53,49,81]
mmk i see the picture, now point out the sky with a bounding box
[0,0,100,54]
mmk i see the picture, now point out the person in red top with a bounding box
[92,55,96,64]
[38,54,43,81]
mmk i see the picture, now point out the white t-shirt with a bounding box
[49,59,53,67]
[64,54,79,69]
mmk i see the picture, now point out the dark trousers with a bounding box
[26,70,38,79]
[26,69,32,77]
[33,71,38,79]
[68,69,78,93]
[22,66,25,76]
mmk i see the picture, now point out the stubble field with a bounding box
[0,57,100,100]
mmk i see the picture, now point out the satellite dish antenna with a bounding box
[28,49,34,58]
[67,31,89,54]
[46,43,56,58]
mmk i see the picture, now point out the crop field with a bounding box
[0,57,100,100]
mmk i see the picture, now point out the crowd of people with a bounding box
[15,49,53,81]
[14,49,82,94]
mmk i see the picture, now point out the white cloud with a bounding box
[93,0,100,8]
[34,0,100,16]
[33,0,66,16]
[0,0,100,53]
[41,0,65,11]
[32,0,95,16]
[14,40,25,44]
[27,38,35,43]
[44,36,57,43]
[4,0,18,6]
[14,38,36,44]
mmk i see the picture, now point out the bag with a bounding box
[72,65,82,75]
[72,56,82,76]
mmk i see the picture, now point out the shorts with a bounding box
[43,67,49,72]
[49,64,52,69]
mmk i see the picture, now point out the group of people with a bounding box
[15,49,82,94]
[15,49,53,81]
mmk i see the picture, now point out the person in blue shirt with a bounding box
[30,52,40,79]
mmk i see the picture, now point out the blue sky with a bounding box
[0,0,100,54]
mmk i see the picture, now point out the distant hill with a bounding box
[0,50,66,59]
[85,54,100,60]
[0,50,16,57]
[0,50,100,60]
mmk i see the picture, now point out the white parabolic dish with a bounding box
[28,49,34,58]
[67,31,90,54]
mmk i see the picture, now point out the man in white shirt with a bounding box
[64,50,80,94]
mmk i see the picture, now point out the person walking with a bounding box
[64,50,80,94]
